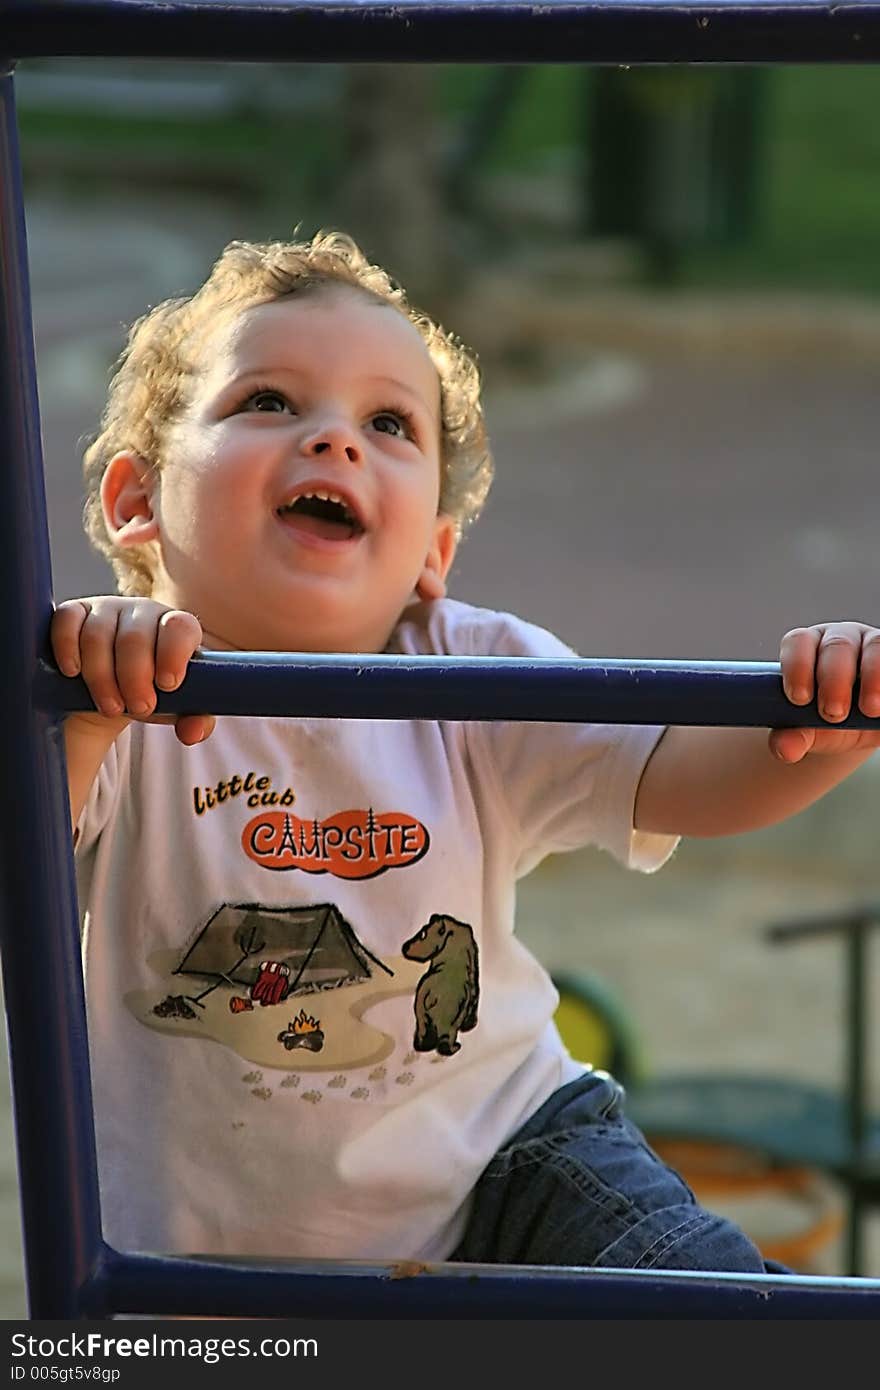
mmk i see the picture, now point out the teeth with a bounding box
[278,489,360,526]
[286,490,347,507]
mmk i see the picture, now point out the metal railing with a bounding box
[3,0,880,1319]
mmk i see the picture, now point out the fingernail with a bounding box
[822,703,846,721]
[102,699,124,716]
[60,659,80,677]
[156,671,178,690]
[789,686,810,705]
[129,701,151,718]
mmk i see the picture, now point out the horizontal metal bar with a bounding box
[35,651,880,728]
[91,1247,880,1318]
[5,2,880,64]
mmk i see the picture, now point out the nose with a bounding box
[301,417,363,465]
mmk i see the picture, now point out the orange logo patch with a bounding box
[243,808,429,879]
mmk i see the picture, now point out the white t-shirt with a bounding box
[76,599,677,1261]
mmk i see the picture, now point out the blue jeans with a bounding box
[451,1072,788,1273]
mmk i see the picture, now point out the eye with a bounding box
[371,411,410,439]
[243,389,292,414]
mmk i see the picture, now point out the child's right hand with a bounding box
[51,596,215,746]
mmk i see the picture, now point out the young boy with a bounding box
[53,230,880,1273]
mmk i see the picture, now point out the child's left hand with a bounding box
[771,622,880,762]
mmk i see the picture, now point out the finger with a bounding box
[857,630,880,719]
[155,610,204,692]
[815,729,880,757]
[173,713,215,746]
[113,603,166,718]
[779,627,820,705]
[78,604,126,716]
[768,727,816,763]
[50,600,91,676]
[815,623,864,722]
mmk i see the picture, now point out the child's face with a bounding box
[107,286,457,651]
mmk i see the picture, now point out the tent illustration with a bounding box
[175,902,393,996]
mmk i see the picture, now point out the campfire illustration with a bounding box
[278,1010,325,1053]
[153,994,199,1021]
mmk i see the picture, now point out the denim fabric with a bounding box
[452,1071,789,1273]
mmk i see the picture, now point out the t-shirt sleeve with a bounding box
[459,608,679,876]
[74,736,124,858]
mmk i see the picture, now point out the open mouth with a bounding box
[276,491,364,542]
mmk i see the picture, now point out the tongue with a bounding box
[281,509,355,542]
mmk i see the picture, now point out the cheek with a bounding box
[159,440,252,534]
[157,473,223,556]
[392,456,442,516]
[158,463,199,519]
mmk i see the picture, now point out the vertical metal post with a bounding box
[0,64,104,1316]
[844,918,868,1276]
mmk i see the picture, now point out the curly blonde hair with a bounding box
[82,230,493,596]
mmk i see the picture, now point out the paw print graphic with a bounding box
[280,1074,300,1089]
[369,1066,387,1082]
[328,1074,346,1089]
[395,1072,415,1087]
[251,1086,272,1101]
[242,1070,262,1084]
[301,1089,322,1105]
[350,1087,370,1100]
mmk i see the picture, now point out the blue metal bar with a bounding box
[0,67,104,1317]
[3,2,880,1322]
[81,1248,880,1318]
[35,651,880,729]
[3,1,880,65]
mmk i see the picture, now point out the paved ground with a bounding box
[3,185,880,1312]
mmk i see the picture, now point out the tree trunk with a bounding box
[333,65,450,309]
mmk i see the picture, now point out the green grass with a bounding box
[446,64,880,295]
[17,64,880,295]
[17,103,341,207]
[675,66,880,294]
[437,65,880,294]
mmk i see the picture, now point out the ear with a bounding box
[416,514,458,602]
[100,451,159,548]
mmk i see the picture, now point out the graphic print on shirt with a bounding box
[131,900,418,1070]
[193,767,430,877]
[242,805,429,879]
[402,915,480,1057]
[130,901,480,1077]
[123,770,481,1090]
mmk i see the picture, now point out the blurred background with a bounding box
[2,58,880,1311]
